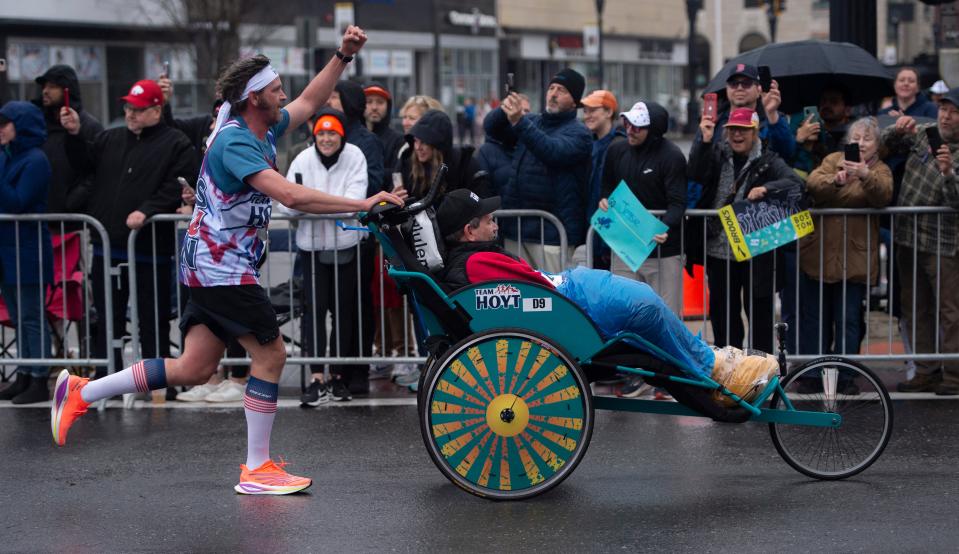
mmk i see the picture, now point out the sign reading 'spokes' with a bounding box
[719,199,814,261]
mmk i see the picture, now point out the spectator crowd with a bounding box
[2,53,959,406]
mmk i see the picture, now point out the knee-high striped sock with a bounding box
[244,376,278,469]
[80,359,167,403]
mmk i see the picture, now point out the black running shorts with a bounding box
[179,285,281,345]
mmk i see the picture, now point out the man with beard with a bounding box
[365,82,404,177]
[487,68,592,273]
[791,86,853,174]
[51,27,404,494]
[32,65,104,216]
[883,88,959,396]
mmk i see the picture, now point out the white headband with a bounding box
[206,64,279,148]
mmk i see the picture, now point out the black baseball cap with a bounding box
[437,189,501,238]
[939,87,959,108]
[727,63,760,83]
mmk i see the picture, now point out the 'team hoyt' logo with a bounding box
[475,284,521,310]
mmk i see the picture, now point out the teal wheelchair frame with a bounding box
[361,170,893,501]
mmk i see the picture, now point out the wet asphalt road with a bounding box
[2,400,957,553]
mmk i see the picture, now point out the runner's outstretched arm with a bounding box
[285,25,368,130]
[248,168,402,214]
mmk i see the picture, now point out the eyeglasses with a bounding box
[727,127,754,136]
[727,79,757,90]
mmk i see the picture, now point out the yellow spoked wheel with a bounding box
[419,328,593,500]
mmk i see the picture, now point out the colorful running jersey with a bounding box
[180,109,290,287]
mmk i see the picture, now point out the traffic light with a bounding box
[768,0,785,16]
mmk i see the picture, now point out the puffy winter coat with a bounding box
[476,109,517,197]
[488,107,592,246]
[281,142,368,252]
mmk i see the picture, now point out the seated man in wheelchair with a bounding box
[435,188,779,394]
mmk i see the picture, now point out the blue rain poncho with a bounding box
[553,267,715,378]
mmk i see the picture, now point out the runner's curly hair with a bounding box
[216,54,272,113]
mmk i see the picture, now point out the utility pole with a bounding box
[766,0,780,43]
[686,0,703,135]
[596,0,605,88]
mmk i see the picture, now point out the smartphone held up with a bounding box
[702,93,718,122]
[843,143,861,164]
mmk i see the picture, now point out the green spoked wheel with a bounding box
[419,328,594,500]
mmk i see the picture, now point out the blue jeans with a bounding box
[798,274,865,355]
[0,283,51,377]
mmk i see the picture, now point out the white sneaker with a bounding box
[390,363,415,382]
[175,381,223,402]
[206,381,246,402]
[394,365,421,387]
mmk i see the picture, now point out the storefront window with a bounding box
[440,48,497,113]
[5,41,108,122]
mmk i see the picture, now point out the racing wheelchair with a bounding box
[361,167,893,501]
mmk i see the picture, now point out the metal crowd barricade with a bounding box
[585,205,959,364]
[494,209,569,270]
[126,209,568,391]
[0,214,114,378]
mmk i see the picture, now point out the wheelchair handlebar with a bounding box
[362,163,448,226]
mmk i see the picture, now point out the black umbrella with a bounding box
[703,40,894,115]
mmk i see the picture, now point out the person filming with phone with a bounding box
[791,86,853,175]
[692,64,795,161]
[798,117,891,363]
[882,87,959,396]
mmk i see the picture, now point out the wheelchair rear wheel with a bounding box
[769,356,893,480]
[419,328,594,500]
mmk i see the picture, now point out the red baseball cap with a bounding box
[121,79,163,108]
[726,107,759,129]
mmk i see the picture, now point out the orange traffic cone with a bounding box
[683,264,709,319]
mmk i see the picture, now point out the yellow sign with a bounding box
[718,204,750,261]
[719,204,814,262]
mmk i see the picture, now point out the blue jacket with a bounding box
[476,109,518,196]
[0,101,53,285]
[490,108,592,246]
[878,93,939,119]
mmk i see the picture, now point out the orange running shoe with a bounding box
[51,369,90,446]
[235,459,312,495]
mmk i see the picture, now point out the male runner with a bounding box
[51,26,403,495]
